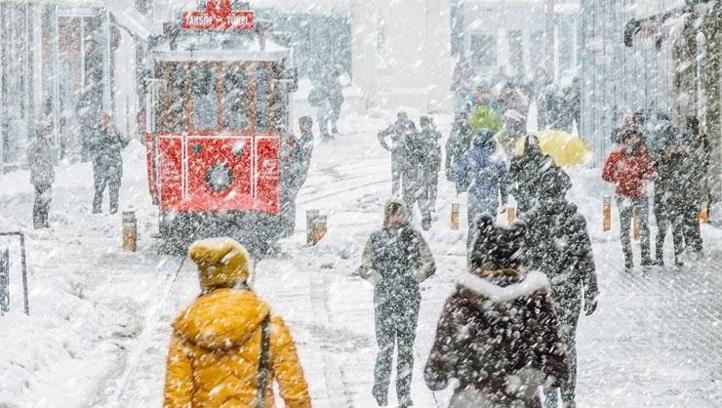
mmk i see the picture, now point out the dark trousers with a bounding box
[373,293,420,407]
[683,205,704,252]
[33,184,52,229]
[402,182,431,226]
[93,176,121,214]
[427,172,439,212]
[655,210,684,263]
[391,153,402,195]
[544,284,582,408]
[616,195,651,264]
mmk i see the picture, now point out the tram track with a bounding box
[103,256,187,408]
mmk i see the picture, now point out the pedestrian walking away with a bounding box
[419,116,443,213]
[445,110,473,183]
[379,112,412,195]
[454,129,509,253]
[359,198,436,408]
[602,127,656,269]
[522,170,599,408]
[508,134,570,215]
[26,121,56,229]
[651,120,687,267]
[425,215,569,408]
[280,116,315,237]
[90,112,129,214]
[164,237,311,408]
[683,115,711,255]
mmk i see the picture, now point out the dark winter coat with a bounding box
[283,130,314,194]
[420,125,443,175]
[455,131,509,212]
[445,117,473,181]
[509,144,569,213]
[523,198,599,304]
[425,269,569,408]
[378,119,411,154]
[91,126,129,181]
[359,207,436,299]
[398,134,433,196]
[539,86,572,132]
[653,151,690,218]
[686,132,712,204]
[26,136,55,187]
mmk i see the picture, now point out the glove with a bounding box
[584,291,599,316]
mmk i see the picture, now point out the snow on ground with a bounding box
[1,111,721,407]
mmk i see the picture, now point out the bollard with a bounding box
[632,211,640,241]
[603,195,612,232]
[0,248,8,313]
[122,211,138,252]
[306,210,320,245]
[699,205,710,224]
[450,203,460,231]
[506,206,517,226]
[311,215,328,246]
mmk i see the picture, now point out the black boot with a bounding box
[372,385,388,406]
[623,248,634,271]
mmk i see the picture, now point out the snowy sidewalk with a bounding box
[1,113,721,407]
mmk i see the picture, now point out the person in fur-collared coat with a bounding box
[425,215,569,408]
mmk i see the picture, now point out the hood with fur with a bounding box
[173,288,269,350]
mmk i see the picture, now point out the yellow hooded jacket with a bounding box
[164,288,311,408]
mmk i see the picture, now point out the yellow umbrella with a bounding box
[514,130,592,167]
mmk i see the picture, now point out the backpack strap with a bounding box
[255,314,272,408]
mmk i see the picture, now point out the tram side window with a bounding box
[169,65,185,132]
[256,65,267,132]
[192,66,218,130]
[157,63,185,133]
[223,66,249,130]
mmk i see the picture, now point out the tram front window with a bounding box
[223,66,249,130]
[192,66,218,130]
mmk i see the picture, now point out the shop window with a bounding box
[470,33,497,68]
[192,65,218,131]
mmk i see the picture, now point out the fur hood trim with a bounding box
[457,270,550,303]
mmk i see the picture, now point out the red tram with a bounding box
[144,1,298,249]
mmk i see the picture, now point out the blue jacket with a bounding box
[455,130,509,211]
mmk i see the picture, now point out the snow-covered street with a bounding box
[1,112,721,407]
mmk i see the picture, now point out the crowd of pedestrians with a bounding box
[603,112,711,269]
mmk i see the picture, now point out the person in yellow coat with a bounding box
[164,237,311,408]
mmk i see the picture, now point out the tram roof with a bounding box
[150,32,291,62]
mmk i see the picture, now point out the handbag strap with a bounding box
[256,314,272,408]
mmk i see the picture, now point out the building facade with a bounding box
[454,0,580,86]
[580,0,722,201]
[0,0,159,172]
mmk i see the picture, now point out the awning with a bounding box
[624,0,717,49]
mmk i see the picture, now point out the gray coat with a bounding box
[26,137,55,187]
[91,126,129,181]
[359,200,436,294]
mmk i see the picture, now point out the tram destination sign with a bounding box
[182,0,255,31]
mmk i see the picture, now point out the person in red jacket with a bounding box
[602,127,656,269]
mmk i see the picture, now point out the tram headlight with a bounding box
[206,163,233,192]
